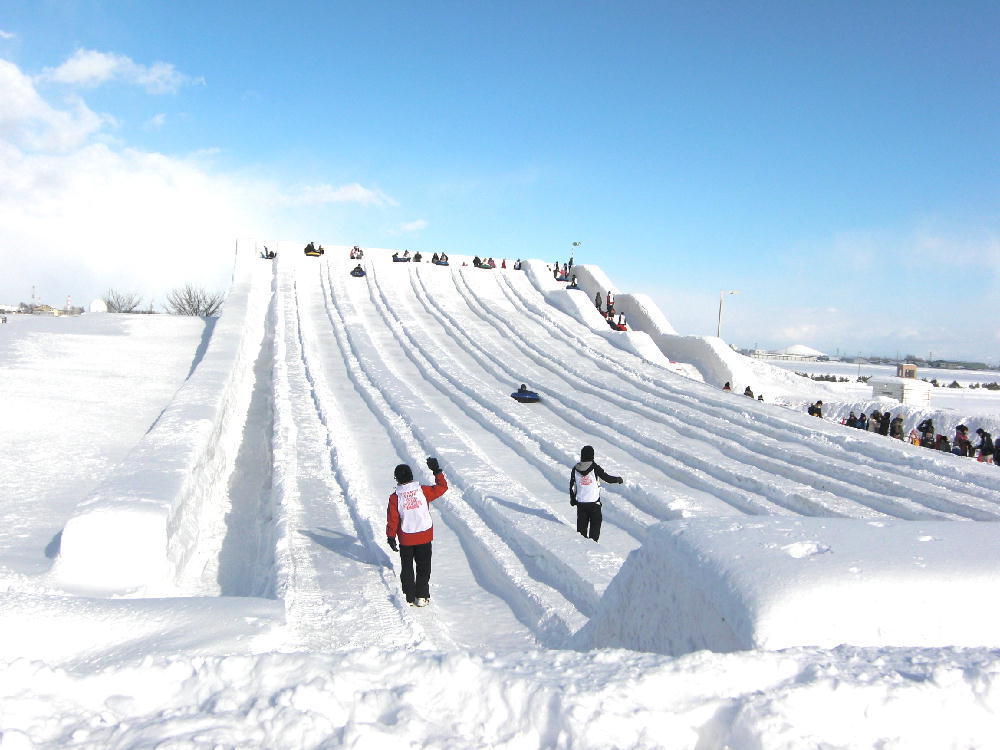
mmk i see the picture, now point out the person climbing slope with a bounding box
[386,458,448,607]
[569,445,623,542]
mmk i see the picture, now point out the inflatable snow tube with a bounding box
[511,391,540,403]
[392,257,412,263]
[350,270,366,278]
[304,250,321,257]
[433,261,450,266]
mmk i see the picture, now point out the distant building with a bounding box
[751,344,826,362]
[897,363,918,379]
[871,376,932,406]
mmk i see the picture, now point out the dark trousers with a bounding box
[576,502,602,541]
[399,542,432,601]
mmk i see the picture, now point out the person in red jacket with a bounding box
[386,457,448,607]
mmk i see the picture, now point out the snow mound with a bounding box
[580,517,1000,654]
[88,298,108,313]
[777,344,825,357]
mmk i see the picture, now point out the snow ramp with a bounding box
[50,245,1000,656]
[54,242,274,592]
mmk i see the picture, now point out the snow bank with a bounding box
[1,645,999,749]
[582,517,1000,654]
[54,243,273,593]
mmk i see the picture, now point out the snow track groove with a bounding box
[314,256,590,643]
[362,262,655,543]
[449,267,890,520]
[490,271,1000,521]
[499,272,1000,515]
[409,266,788,520]
[273,254,419,651]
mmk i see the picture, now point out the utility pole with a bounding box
[717,290,739,338]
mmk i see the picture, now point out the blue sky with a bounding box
[1,1,997,360]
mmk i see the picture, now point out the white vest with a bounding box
[396,481,433,533]
[574,468,601,504]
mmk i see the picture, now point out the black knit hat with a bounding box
[394,464,414,484]
[580,445,595,461]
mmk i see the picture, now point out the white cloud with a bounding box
[0,30,15,40]
[0,55,396,308]
[0,59,108,151]
[399,219,428,232]
[39,49,202,94]
[281,182,394,207]
[144,113,167,129]
[0,58,274,304]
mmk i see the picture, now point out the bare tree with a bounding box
[164,283,225,317]
[103,289,143,313]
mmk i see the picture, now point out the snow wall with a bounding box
[580,517,1000,654]
[559,263,830,399]
[54,243,273,592]
[519,260,686,375]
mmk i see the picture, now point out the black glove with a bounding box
[570,498,577,506]
[426,457,441,473]
[387,537,398,552]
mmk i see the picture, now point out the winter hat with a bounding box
[394,464,414,484]
[580,445,595,462]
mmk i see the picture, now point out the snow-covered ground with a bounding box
[1,245,999,748]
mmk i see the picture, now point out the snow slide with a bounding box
[47,245,1000,658]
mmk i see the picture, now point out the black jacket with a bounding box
[569,460,623,503]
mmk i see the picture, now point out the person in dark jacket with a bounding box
[974,429,995,463]
[917,418,935,447]
[386,458,448,607]
[744,386,754,398]
[569,445,623,542]
[879,411,891,436]
[889,415,905,440]
[857,412,868,430]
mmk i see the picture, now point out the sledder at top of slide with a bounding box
[511,384,540,403]
[392,251,412,262]
[304,241,324,257]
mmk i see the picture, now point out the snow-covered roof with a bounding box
[776,344,825,357]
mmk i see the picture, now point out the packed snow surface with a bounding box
[1,243,999,748]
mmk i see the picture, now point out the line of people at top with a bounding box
[595,291,628,332]
[389,250,455,266]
